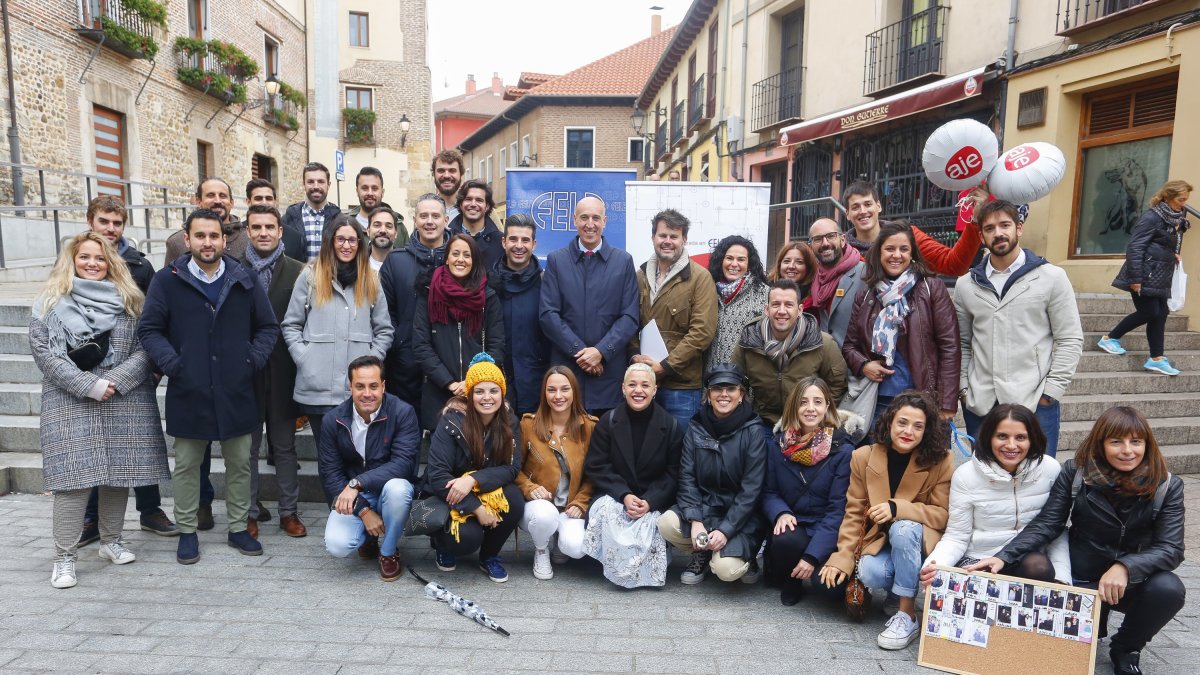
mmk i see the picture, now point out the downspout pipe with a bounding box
[736,0,748,180]
[997,0,1020,148]
[2,0,25,206]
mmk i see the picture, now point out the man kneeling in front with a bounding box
[318,355,420,580]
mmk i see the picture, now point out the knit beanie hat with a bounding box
[464,353,506,398]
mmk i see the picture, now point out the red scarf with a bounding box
[428,265,486,334]
[805,244,862,311]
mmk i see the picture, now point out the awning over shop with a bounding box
[779,66,989,147]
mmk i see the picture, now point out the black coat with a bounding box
[378,231,448,403]
[1113,209,1185,298]
[317,393,421,511]
[281,201,341,261]
[242,251,305,421]
[488,257,547,415]
[673,408,769,559]
[996,460,1185,584]
[584,403,684,513]
[120,243,154,293]
[137,254,279,440]
[761,428,855,566]
[411,285,506,430]
[422,407,521,516]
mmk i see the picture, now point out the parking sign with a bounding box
[334,150,345,182]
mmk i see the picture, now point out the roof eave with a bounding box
[636,0,720,110]
[457,95,638,151]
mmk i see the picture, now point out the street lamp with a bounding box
[264,75,280,98]
[400,113,410,149]
[631,105,667,139]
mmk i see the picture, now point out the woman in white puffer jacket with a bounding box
[921,404,1071,585]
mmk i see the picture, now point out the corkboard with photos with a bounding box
[917,565,1101,675]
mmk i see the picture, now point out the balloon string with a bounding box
[949,421,974,458]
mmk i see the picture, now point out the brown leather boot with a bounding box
[279,514,307,538]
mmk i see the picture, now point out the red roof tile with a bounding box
[527,27,677,97]
[433,90,510,118]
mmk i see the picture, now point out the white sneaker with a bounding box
[98,539,136,565]
[877,612,919,650]
[532,548,554,580]
[51,553,78,589]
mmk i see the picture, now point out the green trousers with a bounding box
[172,435,251,534]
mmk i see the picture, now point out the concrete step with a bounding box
[1074,293,1137,315]
[1076,350,1200,373]
[0,354,41,384]
[0,326,30,355]
[0,303,32,328]
[1061,391,1200,422]
[0,413,321,460]
[1080,313,1188,333]
[1059,417,1200,449]
[1066,370,1200,395]
[1083,331,1200,352]
[0,452,329,501]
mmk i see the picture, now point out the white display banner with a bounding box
[624,181,772,269]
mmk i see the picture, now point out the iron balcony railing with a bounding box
[863,4,948,96]
[688,78,706,130]
[1056,0,1152,32]
[750,67,802,132]
[655,121,668,160]
[671,101,686,146]
[264,99,300,131]
[175,51,245,103]
[77,0,158,59]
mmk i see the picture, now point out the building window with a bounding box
[252,153,274,184]
[486,155,494,184]
[345,87,374,142]
[92,105,125,198]
[499,147,506,177]
[707,20,718,118]
[521,134,531,163]
[699,152,710,182]
[187,0,208,39]
[196,140,212,187]
[565,127,594,168]
[509,142,518,166]
[478,159,486,182]
[628,137,645,163]
[349,12,369,47]
[264,36,280,80]
[1072,77,1177,257]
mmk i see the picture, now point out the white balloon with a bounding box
[987,142,1067,203]
[921,119,1000,191]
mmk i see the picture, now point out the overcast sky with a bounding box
[428,0,691,101]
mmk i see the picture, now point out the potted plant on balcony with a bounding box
[342,108,377,144]
[173,37,259,105]
[83,0,167,60]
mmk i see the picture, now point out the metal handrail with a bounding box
[0,160,190,193]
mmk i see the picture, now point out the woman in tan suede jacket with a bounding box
[516,366,598,580]
[819,390,953,652]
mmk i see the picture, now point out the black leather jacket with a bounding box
[996,460,1184,584]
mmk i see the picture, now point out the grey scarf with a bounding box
[244,243,284,290]
[34,278,124,365]
[760,315,808,371]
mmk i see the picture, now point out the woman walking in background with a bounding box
[282,215,393,443]
[705,235,770,373]
[1100,179,1191,375]
[30,232,169,588]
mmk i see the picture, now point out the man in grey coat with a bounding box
[806,218,866,347]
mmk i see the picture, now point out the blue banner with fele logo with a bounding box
[505,169,637,256]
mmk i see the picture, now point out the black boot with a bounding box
[1110,645,1142,675]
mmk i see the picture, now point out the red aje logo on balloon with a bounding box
[1003,145,1041,171]
[944,146,984,181]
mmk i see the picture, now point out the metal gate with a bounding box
[789,143,834,239]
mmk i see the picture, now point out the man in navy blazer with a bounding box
[539,196,639,414]
[317,355,420,582]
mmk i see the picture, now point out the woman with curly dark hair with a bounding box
[819,390,953,651]
[704,235,769,373]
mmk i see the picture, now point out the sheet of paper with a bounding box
[640,319,669,363]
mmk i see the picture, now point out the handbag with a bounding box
[67,330,111,371]
[405,496,451,536]
[844,521,872,622]
[1168,262,1187,312]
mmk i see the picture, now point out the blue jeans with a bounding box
[324,478,415,557]
[857,520,924,598]
[964,399,1060,457]
[656,388,702,427]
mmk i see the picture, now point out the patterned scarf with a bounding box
[760,316,807,370]
[716,274,747,305]
[243,244,284,290]
[807,244,862,311]
[870,269,917,366]
[1152,201,1189,231]
[1082,455,1156,498]
[428,265,486,334]
[33,278,124,365]
[781,426,833,466]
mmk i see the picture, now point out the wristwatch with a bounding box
[348,478,363,491]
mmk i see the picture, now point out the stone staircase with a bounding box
[1,293,1198,496]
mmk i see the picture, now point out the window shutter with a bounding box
[1085,79,1176,137]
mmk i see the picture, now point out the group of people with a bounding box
[30,153,1189,673]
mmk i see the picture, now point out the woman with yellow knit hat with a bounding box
[421,353,524,582]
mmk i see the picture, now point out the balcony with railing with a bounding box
[688,78,707,131]
[263,100,300,131]
[671,101,686,146]
[750,67,803,132]
[76,0,166,60]
[655,120,667,160]
[175,51,247,104]
[1056,0,1159,34]
[863,5,948,97]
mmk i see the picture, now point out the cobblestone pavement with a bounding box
[0,477,1197,674]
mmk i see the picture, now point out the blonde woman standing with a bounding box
[30,232,169,588]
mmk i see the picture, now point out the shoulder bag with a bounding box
[844,520,872,622]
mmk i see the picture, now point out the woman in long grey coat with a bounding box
[30,232,169,589]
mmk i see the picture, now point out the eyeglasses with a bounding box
[807,232,841,245]
[334,236,359,247]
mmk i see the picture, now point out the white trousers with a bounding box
[520,498,585,558]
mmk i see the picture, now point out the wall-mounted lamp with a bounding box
[399,113,411,149]
[518,153,538,167]
[263,75,281,99]
[631,106,668,139]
